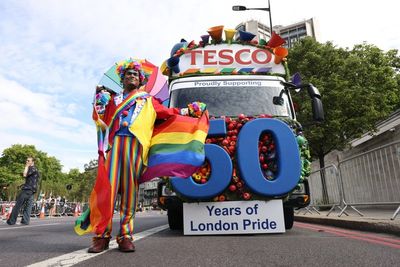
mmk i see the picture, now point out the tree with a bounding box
[84,159,98,171]
[288,38,400,169]
[66,165,96,202]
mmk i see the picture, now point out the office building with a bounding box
[138,178,160,209]
[235,18,319,48]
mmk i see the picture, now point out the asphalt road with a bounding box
[0,212,399,267]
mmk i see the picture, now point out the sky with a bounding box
[0,0,398,172]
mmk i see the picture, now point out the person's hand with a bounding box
[188,101,207,118]
[95,86,111,106]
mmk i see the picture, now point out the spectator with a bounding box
[49,195,55,217]
[7,156,40,225]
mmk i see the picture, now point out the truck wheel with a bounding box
[167,206,183,230]
[284,206,294,230]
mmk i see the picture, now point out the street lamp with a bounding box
[232,0,273,37]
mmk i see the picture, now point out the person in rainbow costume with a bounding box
[75,59,208,253]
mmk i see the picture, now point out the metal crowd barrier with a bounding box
[338,141,400,220]
[0,201,15,220]
[1,201,87,219]
[305,164,348,216]
[302,141,400,220]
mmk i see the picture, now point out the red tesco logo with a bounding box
[187,49,272,66]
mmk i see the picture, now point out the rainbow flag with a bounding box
[140,111,209,182]
[75,149,112,235]
[74,208,92,235]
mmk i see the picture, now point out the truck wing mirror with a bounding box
[306,84,321,98]
[281,82,324,122]
[312,97,324,122]
[307,84,324,122]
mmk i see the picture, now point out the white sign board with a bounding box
[178,44,285,75]
[183,200,285,235]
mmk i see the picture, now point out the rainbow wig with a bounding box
[115,58,146,84]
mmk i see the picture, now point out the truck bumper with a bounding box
[158,179,311,209]
[284,179,311,208]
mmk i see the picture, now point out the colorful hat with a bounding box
[115,58,146,84]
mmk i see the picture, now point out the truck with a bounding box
[157,25,324,235]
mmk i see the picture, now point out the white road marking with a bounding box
[0,222,62,230]
[26,224,169,267]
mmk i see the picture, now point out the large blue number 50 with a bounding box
[171,118,301,199]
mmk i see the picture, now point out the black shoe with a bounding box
[20,221,29,225]
[6,220,15,225]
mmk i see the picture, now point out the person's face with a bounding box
[122,69,140,90]
[26,158,33,166]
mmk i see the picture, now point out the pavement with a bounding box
[294,205,400,237]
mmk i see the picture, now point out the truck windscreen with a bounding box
[169,80,292,118]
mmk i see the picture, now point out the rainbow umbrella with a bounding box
[98,59,169,106]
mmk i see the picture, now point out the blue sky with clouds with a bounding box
[0,0,398,171]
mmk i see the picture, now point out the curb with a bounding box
[294,215,400,237]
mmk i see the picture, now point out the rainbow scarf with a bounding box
[107,91,149,129]
[140,111,209,182]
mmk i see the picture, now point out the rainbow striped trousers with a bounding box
[101,135,144,241]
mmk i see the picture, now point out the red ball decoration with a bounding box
[270,144,275,150]
[221,139,229,146]
[243,192,251,200]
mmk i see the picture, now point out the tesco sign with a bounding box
[178,44,286,74]
[186,48,272,65]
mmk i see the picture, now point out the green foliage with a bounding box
[288,38,400,167]
[67,166,97,202]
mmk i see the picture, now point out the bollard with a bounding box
[74,205,79,217]
[39,205,45,219]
